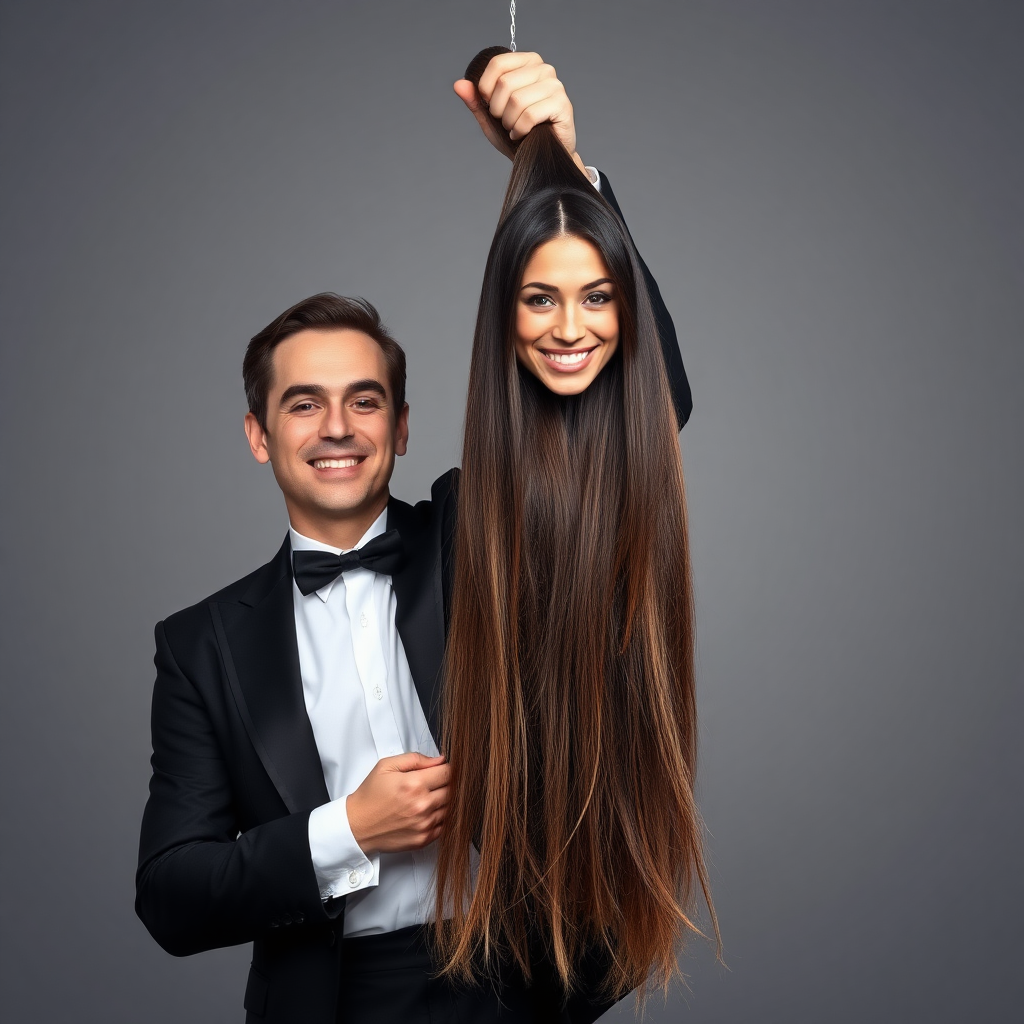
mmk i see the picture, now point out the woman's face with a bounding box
[514,235,620,395]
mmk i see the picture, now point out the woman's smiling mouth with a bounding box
[539,346,597,371]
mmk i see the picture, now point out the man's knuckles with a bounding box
[482,51,542,91]
[493,75,562,116]
[506,90,570,131]
[487,59,557,106]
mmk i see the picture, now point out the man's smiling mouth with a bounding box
[311,457,363,469]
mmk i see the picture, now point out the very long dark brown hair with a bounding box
[435,60,717,1002]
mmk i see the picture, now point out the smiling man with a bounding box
[242,317,410,548]
[136,50,692,1024]
[136,295,463,1022]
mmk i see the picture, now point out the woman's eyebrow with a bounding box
[519,277,614,292]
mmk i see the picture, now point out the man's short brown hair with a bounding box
[243,293,407,429]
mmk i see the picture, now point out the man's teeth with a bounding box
[544,350,590,365]
[313,458,359,469]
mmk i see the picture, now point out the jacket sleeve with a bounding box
[135,619,339,957]
[597,171,693,430]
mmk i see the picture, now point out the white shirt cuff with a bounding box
[584,165,602,191]
[308,799,379,900]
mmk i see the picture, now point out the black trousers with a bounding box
[336,925,567,1024]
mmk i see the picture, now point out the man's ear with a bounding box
[244,412,272,464]
[394,403,410,457]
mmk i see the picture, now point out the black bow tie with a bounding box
[292,529,406,596]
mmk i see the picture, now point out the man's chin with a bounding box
[301,484,388,519]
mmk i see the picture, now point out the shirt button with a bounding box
[373,685,383,701]
[348,870,362,887]
[360,613,369,628]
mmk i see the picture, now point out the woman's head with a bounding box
[515,232,619,395]
[447,83,663,395]
[486,182,638,395]
[477,119,654,397]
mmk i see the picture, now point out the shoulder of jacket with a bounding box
[429,467,460,506]
[157,547,286,641]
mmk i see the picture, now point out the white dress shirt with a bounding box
[291,512,440,937]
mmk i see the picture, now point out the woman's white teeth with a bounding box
[545,350,590,365]
[314,458,359,469]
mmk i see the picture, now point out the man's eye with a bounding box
[291,402,317,412]
[353,399,380,410]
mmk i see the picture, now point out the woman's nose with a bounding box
[553,305,586,343]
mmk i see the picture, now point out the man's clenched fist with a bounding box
[346,752,450,854]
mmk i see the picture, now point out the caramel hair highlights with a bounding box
[435,110,718,1000]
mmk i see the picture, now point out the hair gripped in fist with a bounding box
[345,752,450,854]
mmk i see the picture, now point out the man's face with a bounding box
[244,329,408,541]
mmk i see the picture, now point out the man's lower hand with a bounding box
[346,752,450,854]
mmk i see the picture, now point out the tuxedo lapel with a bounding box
[387,497,446,743]
[211,539,329,814]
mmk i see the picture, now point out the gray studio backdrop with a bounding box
[1,2,1021,1021]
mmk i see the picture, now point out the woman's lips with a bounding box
[539,346,597,373]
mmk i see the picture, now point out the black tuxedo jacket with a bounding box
[136,173,691,1024]
[136,496,450,1023]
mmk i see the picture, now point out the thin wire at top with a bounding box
[510,1,516,51]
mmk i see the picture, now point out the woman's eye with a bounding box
[526,294,555,307]
[585,291,612,305]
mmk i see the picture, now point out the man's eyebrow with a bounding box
[279,383,329,406]
[519,277,614,292]
[344,379,388,401]
[277,379,389,407]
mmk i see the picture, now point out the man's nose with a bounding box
[321,401,352,439]
[553,304,586,344]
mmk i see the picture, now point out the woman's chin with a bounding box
[522,357,606,395]
[539,374,595,396]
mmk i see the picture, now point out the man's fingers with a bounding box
[477,50,543,100]
[500,80,565,132]
[511,103,574,148]
[462,51,578,162]
[453,79,494,137]
[487,62,557,115]
[453,80,513,156]
[387,751,446,773]
[453,79,480,111]
[415,762,451,790]
[411,789,447,824]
